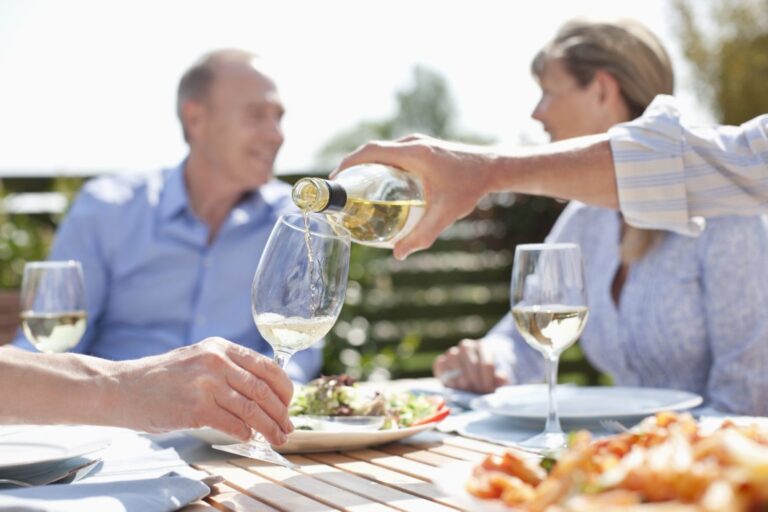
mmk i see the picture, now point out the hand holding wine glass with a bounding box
[213,213,350,467]
[511,243,588,453]
[20,261,87,353]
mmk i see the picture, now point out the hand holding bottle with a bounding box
[294,163,426,249]
[332,134,499,259]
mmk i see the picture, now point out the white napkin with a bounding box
[0,426,210,512]
[0,476,208,512]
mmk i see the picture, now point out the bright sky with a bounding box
[0,0,712,176]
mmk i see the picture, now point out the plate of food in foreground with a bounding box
[433,411,768,511]
[190,375,450,453]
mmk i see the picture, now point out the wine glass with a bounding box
[20,261,87,353]
[213,212,350,467]
[510,243,588,453]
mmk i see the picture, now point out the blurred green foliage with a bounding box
[0,177,85,288]
[674,0,768,124]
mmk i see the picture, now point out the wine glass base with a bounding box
[212,442,298,469]
[517,431,568,455]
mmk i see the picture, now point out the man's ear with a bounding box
[181,100,206,141]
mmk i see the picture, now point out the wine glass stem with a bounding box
[544,354,563,435]
[272,350,292,370]
[249,350,293,444]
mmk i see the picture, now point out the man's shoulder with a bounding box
[81,170,164,201]
[78,169,171,209]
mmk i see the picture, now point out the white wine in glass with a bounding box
[20,261,87,353]
[511,243,588,453]
[213,213,350,467]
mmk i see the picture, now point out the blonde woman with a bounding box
[433,19,768,415]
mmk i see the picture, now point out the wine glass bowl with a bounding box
[251,213,350,366]
[213,212,350,467]
[511,243,588,452]
[19,261,87,353]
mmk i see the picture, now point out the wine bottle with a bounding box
[292,164,426,248]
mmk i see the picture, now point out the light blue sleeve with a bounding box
[697,216,768,415]
[12,184,110,355]
[610,95,768,235]
[484,202,588,384]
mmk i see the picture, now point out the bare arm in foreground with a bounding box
[0,338,294,445]
[335,133,617,260]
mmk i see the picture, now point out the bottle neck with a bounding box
[325,181,347,211]
[292,178,347,212]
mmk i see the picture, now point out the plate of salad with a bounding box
[189,375,450,453]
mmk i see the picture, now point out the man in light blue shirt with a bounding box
[13,49,321,382]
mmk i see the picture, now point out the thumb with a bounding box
[393,209,446,260]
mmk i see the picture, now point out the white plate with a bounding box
[188,422,439,454]
[470,385,702,425]
[0,438,109,471]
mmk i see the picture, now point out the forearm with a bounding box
[0,347,120,426]
[489,134,619,209]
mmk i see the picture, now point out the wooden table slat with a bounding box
[344,449,438,482]
[437,435,510,456]
[230,458,397,512]
[195,461,335,512]
[304,452,464,511]
[436,434,542,461]
[376,443,462,466]
[288,455,451,512]
[411,442,488,463]
[206,483,282,512]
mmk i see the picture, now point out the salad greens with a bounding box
[290,375,447,429]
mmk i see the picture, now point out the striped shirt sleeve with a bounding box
[608,94,768,236]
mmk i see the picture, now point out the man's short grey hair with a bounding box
[176,49,260,142]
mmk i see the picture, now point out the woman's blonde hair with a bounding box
[532,19,674,263]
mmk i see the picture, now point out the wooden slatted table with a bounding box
[189,431,513,512]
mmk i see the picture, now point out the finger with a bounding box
[457,341,482,392]
[434,353,463,386]
[445,347,470,390]
[215,389,288,446]
[494,372,509,388]
[331,141,389,178]
[477,342,496,392]
[433,353,447,377]
[395,133,429,143]
[393,208,448,260]
[227,345,293,406]
[226,365,293,434]
[332,140,425,178]
[204,407,252,442]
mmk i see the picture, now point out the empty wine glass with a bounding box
[213,213,350,467]
[511,243,588,452]
[20,261,87,353]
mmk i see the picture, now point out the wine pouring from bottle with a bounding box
[292,164,426,249]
